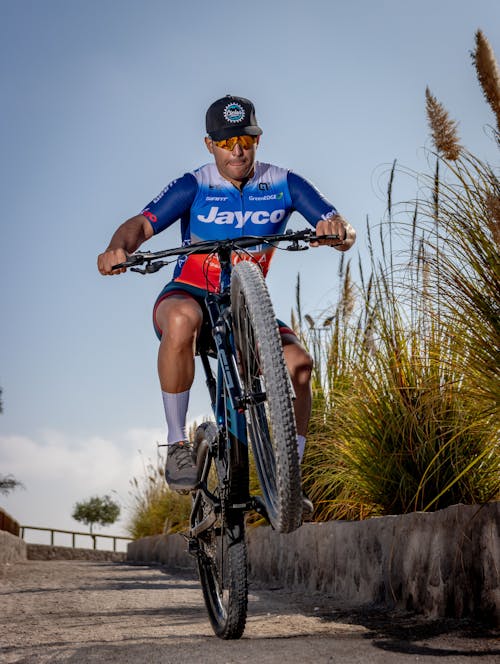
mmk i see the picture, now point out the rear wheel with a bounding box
[191,422,248,639]
[231,260,302,533]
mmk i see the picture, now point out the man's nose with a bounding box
[231,143,244,156]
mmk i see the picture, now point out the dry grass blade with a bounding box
[485,191,500,246]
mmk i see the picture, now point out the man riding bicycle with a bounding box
[97,95,356,511]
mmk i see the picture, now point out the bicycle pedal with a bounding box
[241,391,267,406]
[187,538,200,556]
[251,496,270,521]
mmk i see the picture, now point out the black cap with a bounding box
[206,95,263,141]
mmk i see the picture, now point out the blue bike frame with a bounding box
[197,247,250,502]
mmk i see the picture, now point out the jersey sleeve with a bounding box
[287,171,338,227]
[141,172,198,234]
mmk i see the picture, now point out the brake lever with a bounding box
[285,239,308,251]
[131,261,166,274]
[111,254,145,271]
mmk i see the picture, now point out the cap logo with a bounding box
[223,102,245,124]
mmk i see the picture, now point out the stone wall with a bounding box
[0,533,127,563]
[247,502,499,624]
[0,508,20,537]
[0,530,27,563]
[127,502,500,624]
[127,533,196,570]
[26,544,127,562]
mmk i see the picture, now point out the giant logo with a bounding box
[197,206,285,229]
[152,179,177,204]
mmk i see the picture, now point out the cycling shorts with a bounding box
[153,282,296,347]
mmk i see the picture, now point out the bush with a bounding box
[300,65,500,519]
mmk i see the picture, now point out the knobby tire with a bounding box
[231,260,302,533]
[191,422,248,639]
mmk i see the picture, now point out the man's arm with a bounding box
[97,214,153,275]
[98,173,198,275]
[286,171,356,251]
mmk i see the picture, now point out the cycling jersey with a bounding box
[141,161,337,292]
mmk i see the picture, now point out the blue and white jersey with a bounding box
[141,162,337,291]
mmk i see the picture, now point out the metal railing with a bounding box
[20,525,132,552]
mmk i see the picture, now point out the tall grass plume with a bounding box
[472,29,500,138]
[425,87,461,160]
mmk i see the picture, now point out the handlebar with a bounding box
[111,228,340,273]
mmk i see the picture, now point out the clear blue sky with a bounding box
[1,0,499,540]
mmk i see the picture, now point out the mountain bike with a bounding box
[114,228,338,639]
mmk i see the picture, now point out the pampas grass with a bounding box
[472,29,500,138]
[300,36,500,518]
[425,88,462,160]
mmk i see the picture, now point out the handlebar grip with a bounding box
[312,233,340,242]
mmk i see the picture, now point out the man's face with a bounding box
[205,135,259,187]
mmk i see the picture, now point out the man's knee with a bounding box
[283,341,314,384]
[157,298,203,348]
[295,350,314,383]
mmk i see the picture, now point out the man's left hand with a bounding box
[312,215,356,251]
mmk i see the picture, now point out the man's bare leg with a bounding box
[155,295,203,490]
[282,335,313,438]
[156,295,203,394]
[282,334,314,517]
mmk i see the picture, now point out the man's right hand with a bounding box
[97,248,128,275]
[97,215,154,275]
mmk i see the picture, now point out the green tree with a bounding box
[72,495,120,533]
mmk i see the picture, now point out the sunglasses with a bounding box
[213,135,257,151]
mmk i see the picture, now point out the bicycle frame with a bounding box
[189,247,254,539]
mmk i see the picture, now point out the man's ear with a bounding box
[204,136,214,154]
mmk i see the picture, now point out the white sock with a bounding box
[162,390,190,444]
[297,435,306,462]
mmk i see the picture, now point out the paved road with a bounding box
[1,560,498,663]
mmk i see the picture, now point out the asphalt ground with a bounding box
[1,560,498,663]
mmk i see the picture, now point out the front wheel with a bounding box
[231,260,302,533]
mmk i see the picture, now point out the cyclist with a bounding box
[98,95,356,510]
